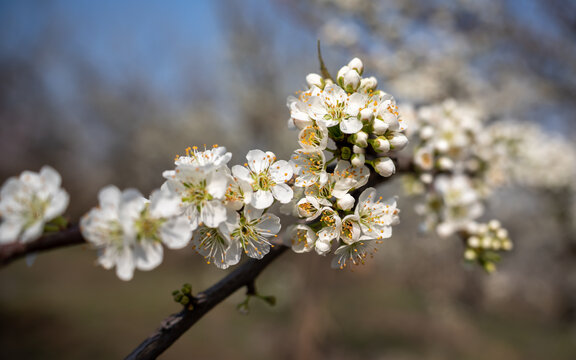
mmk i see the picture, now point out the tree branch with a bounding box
[125,244,288,360]
[0,225,85,267]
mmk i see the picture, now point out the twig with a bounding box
[125,244,288,360]
[0,225,85,267]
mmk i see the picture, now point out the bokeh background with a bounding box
[1,0,576,358]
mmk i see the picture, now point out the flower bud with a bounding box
[437,157,454,171]
[370,136,390,153]
[372,118,389,135]
[419,125,434,140]
[467,236,480,248]
[349,131,368,148]
[340,146,351,160]
[388,133,408,151]
[306,73,325,89]
[336,194,355,210]
[488,219,501,231]
[359,76,377,92]
[464,249,477,261]
[373,157,395,177]
[352,145,365,154]
[360,108,374,123]
[342,70,361,92]
[351,153,365,167]
[348,57,364,75]
[337,65,350,87]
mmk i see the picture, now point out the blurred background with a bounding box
[1,0,575,358]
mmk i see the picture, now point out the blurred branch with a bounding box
[125,244,288,360]
[0,225,85,267]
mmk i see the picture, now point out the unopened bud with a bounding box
[342,70,361,92]
[348,57,364,75]
[360,108,374,123]
[373,157,395,177]
[337,65,351,87]
[352,145,365,154]
[370,137,390,153]
[340,146,352,160]
[464,249,477,261]
[306,73,325,89]
[351,153,365,167]
[419,126,434,140]
[349,131,368,148]
[336,194,355,210]
[359,76,377,92]
[437,157,454,171]
[372,118,389,135]
[388,133,408,151]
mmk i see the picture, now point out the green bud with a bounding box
[340,147,351,160]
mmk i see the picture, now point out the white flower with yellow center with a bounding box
[173,145,232,172]
[163,158,229,230]
[339,214,362,245]
[308,84,365,134]
[0,166,69,244]
[298,123,329,152]
[191,211,241,269]
[224,175,252,211]
[81,186,189,281]
[227,205,281,259]
[331,240,381,270]
[286,224,316,253]
[296,195,325,221]
[315,207,342,255]
[232,150,293,210]
[291,149,328,187]
[355,188,399,240]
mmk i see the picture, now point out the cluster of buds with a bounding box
[285,58,404,269]
[463,220,513,272]
[288,57,408,178]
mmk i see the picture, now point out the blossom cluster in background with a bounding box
[401,99,576,270]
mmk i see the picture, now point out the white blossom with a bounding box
[232,150,293,209]
[0,166,69,244]
[227,205,281,259]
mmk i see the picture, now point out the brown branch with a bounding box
[0,225,85,267]
[125,244,288,360]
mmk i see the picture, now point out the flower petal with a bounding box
[271,183,293,204]
[251,189,274,209]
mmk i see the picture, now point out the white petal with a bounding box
[340,117,363,134]
[269,160,293,183]
[115,248,135,281]
[98,186,122,212]
[251,189,274,209]
[246,149,275,173]
[271,183,293,204]
[231,165,253,183]
[135,241,164,271]
[39,166,61,193]
[20,221,44,243]
[243,205,264,222]
[206,172,229,199]
[224,239,242,268]
[201,200,227,228]
[149,188,181,218]
[160,216,192,249]
[255,214,281,237]
[0,220,22,244]
[45,190,69,220]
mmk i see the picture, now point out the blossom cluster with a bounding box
[284,58,404,269]
[463,220,513,272]
[0,57,409,279]
[80,146,288,279]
